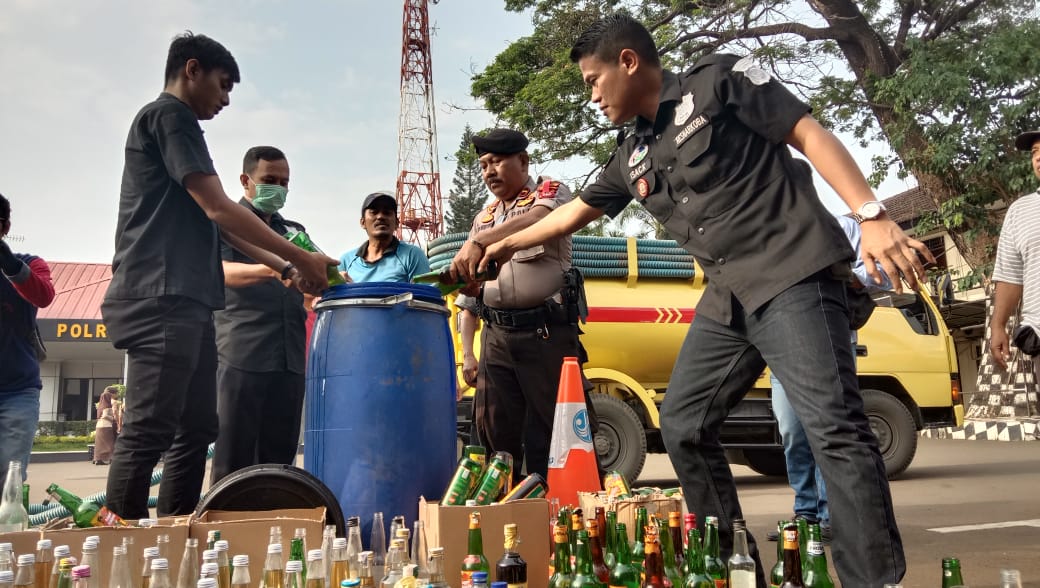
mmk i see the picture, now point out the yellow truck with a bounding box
[430,234,964,482]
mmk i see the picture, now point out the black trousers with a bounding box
[210,364,305,486]
[101,296,219,518]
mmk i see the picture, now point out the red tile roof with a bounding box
[37,262,111,320]
[880,186,936,225]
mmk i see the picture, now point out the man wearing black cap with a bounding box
[339,191,431,282]
[990,130,1040,374]
[449,128,584,482]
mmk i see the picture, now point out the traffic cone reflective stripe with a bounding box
[546,356,601,507]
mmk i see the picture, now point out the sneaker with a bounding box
[766,514,818,542]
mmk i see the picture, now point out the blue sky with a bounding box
[0,1,913,264]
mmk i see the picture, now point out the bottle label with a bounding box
[807,540,823,556]
[460,571,474,588]
[714,580,726,588]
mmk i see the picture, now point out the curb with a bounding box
[29,451,89,464]
[920,418,1040,442]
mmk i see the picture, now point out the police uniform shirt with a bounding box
[107,92,224,309]
[213,198,307,374]
[580,54,854,324]
[472,177,573,309]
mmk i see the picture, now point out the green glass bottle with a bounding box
[44,484,127,528]
[795,519,809,568]
[701,517,725,588]
[548,525,573,588]
[609,524,639,588]
[284,230,346,286]
[941,557,964,588]
[667,513,685,576]
[290,532,308,584]
[769,521,788,588]
[604,512,618,570]
[801,525,833,588]
[412,261,500,296]
[656,518,682,588]
[572,531,607,588]
[683,529,711,588]
[631,508,648,574]
[460,512,490,588]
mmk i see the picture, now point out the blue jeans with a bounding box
[659,274,904,587]
[0,387,40,482]
[770,373,829,523]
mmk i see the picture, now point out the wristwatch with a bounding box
[280,262,296,280]
[851,201,886,224]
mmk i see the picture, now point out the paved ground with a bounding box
[24,437,1039,587]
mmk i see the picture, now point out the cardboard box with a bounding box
[0,517,190,588]
[419,497,549,588]
[578,491,683,544]
[189,508,326,571]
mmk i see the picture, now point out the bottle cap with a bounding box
[200,563,218,577]
[491,583,508,588]
[151,558,169,571]
[267,544,282,555]
[428,547,443,556]
[346,517,359,527]
[332,538,347,549]
[71,565,91,579]
[138,519,156,527]
[341,581,361,588]
[465,499,478,507]
[198,579,218,588]
[59,558,77,568]
[82,539,98,550]
[85,536,100,545]
[402,565,417,578]
[307,550,323,562]
[0,571,13,583]
[233,555,250,567]
[37,539,53,550]
[144,547,160,558]
[54,546,70,558]
[203,550,217,561]
[0,543,10,552]
[294,528,307,537]
[214,541,229,552]
[286,560,303,573]
[472,572,488,582]
[17,554,35,565]
[112,547,126,556]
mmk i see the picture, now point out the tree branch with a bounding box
[924,0,986,41]
[659,21,839,55]
[893,0,917,59]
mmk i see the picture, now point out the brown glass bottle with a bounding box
[640,527,670,588]
[778,525,804,588]
[586,520,611,584]
[495,524,526,588]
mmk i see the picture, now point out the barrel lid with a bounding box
[318,282,444,306]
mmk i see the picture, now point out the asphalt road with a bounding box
[23,437,1039,587]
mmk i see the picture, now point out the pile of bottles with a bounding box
[441,446,546,507]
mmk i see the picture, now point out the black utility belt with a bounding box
[481,302,570,329]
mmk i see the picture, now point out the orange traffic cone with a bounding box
[546,356,601,508]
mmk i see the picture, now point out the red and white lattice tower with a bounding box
[395,0,443,245]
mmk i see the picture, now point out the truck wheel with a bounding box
[741,448,788,477]
[861,389,918,479]
[590,394,647,482]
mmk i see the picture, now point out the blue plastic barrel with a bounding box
[305,282,456,535]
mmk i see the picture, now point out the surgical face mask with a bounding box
[251,183,288,214]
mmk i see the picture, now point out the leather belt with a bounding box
[481,303,568,329]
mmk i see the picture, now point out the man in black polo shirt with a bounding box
[210,146,309,486]
[476,14,933,587]
[102,33,337,518]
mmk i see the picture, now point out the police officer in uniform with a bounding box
[474,15,934,588]
[450,128,585,482]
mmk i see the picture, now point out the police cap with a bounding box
[1014,130,1040,151]
[472,128,529,156]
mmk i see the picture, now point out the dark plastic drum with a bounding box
[305,282,456,535]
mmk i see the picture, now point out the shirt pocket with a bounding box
[678,124,738,218]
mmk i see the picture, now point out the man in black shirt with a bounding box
[476,14,933,587]
[210,146,309,486]
[102,33,337,518]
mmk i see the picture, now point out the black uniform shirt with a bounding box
[581,54,854,324]
[107,93,224,309]
[214,199,307,374]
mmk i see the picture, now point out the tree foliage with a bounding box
[445,124,491,234]
[474,0,1040,275]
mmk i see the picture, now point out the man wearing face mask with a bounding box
[209,145,309,485]
[339,191,431,282]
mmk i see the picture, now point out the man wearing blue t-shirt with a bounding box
[339,191,430,283]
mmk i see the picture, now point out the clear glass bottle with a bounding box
[121,539,136,588]
[35,540,53,588]
[0,544,12,574]
[270,527,284,554]
[79,542,99,588]
[380,539,405,588]
[0,462,28,532]
[393,531,411,570]
[200,564,218,581]
[109,546,133,588]
[197,579,217,588]
[424,548,448,588]
[345,518,363,579]
[155,537,170,563]
[175,539,200,588]
[70,567,89,588]
[369,514,386,580]
[213,541,231,588]
[388,518,405,554]
[262,544,284,588]
[141,548,158,588]
[330,539,349,586]
[230,555,250,588]
[1,571,14,588]
[410,521,427,583]
[999,569,1023,588]
[320,526,335,588]
[149,559,172,588]
[305,551,324,588]
[284,561,303,588]
[726,520,755,588]
[14,554,34,588]
[48,548,70,588]
[357,553,374,588]
[201,552,217,584]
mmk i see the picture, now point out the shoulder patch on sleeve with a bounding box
[537,180,561,199]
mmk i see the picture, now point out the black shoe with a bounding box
[767,514,818,542]
[766,528,780,541]
[820,522,832,544]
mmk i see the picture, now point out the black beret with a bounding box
[1015,130,1040,151]
[472,128,529,156]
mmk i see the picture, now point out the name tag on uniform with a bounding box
[675,114,709,147]
[629,160,651,182]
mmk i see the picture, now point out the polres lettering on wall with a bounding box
[37,319,109,342]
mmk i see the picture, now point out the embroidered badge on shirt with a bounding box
[628,144,649,167]
[636,177,650,199]
[628,160,650,182]
[674,92,695,126]
[734,55,771,86]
